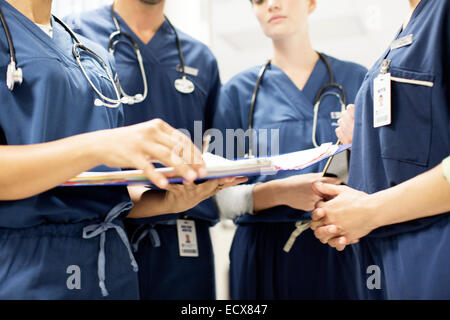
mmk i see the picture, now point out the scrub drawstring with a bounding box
[83,201,138,297]
[132,225,161,251]
[283,220,311,253]
[131,220,177,252]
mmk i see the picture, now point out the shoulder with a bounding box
[63,5,112,36]
[322,54,368,76]
[77,33,115,69]
[223,66,262,94]
[176,29,218,67]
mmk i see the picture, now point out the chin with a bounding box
[264,30,287,41]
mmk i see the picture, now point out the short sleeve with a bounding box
[204,57,221,131]
[212,86,245,159]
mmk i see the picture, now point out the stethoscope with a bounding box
[0,7,124,108]
[247,52,347,158]
[109,5,195,97]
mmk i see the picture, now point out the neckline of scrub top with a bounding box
[375,0,430,67]
[35,22,53,38]
[109,7,175,65]
[1,1,79,68]
[398,0,429,37]
[267,57,328,115]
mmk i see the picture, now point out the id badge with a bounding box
[373,73,392,128]
[176,219,199,257]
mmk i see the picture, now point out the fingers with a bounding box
[318,176,342,186]
[220,176,249,188]
[328,236,348,251]
[140,119,206,178]
[310,219,325,231]
[157,131,206,175]
[335,104,355,145]
[346,104,355,115]
[133,157,169,189]
[312,181,343,199]
[143,142,199,184]
[314,225,339,244]
[311,207,326,221]
[335,127,352,146]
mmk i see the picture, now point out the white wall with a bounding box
[52,0,212,45]
[211,0,410,81]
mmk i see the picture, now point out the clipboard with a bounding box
[61,143,351,187]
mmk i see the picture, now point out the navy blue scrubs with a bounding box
[0,1,139,299]
[66,5,221,299]
[348,0,450,299]
[214,56,367,299]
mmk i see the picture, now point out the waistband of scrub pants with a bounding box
[0,201,139,297]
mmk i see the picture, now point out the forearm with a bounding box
[0,131,105,200]
[369,163,450,228]
[253,180,285,212]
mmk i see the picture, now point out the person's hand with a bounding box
[279,173,342,211]
[95,119,206,189]
[335,104,355,145]
[128,176,248,218]
[310,182,377,251]
[164,176,248,214]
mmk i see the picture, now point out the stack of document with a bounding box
[62,143,349,187]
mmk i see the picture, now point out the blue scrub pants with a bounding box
[0,203,140,299]
[229,222,365,300]
[126,218,216,300]
[361,213,450,300]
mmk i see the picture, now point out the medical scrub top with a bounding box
[348,0,450,237]
[0,1,130,229]
[65,5,221,224]
[214,55,367,224]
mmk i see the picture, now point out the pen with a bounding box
[321,139,341,177]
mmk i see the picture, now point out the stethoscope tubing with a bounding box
[247,53,347,157]
[0,7,124,108]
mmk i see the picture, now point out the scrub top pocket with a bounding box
[379,68,435,167]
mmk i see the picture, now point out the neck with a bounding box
[409,0,421,9]
[113,0,165,44]
[404,0,421,29]
[6,0,52,25]
[271,31,318,74]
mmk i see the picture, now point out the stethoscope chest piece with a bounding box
[6,61,23,91]
[174,76,195,94]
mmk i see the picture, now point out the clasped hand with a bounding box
[309,182,377,251]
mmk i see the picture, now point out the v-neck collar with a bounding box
[109,6,175,64]
[377,0,429,66]
[1,1,78,67]
[268,57,328,111]
[401,0,428,35]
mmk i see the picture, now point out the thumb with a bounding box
[312,182,343,200]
